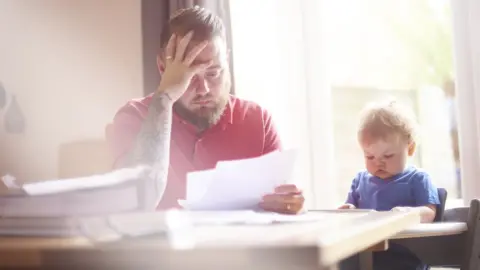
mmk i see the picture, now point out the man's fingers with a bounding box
[164,34,176,64]
[175,31,194,61]
[259,201,284,213]
[274,184,301,194]
[261,193,304,214]
[262,193,303,205]
[259,199,303,215]
[339,204,355,209]
[184,40,209,65]
[191,60,213,74]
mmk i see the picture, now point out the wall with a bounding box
[229,0,457,207]
[451,0,480,205]
[0,0,143,181]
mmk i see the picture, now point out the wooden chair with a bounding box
[57,123,116,178]
[58,138,113,178]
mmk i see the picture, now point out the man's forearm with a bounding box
[131,93,173,165]
[127,92,174,205]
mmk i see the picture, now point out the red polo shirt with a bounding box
[109,94,282,209]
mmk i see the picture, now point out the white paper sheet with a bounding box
[82,210,327,241]
[186,169,215,203]
[183,149,297,210]
[22,166,149,196]
[0,166,156,218]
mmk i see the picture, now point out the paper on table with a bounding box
[83,210,328,242]
[79,210,193,243]
[180,210,326,225]
[0,166,157,218]
[22,166,149,196]
[183,149,297,210]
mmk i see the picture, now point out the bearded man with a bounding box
[109,6,304,214]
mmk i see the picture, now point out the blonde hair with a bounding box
[357,100,418,144]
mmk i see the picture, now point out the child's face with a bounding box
[360,135,415,179]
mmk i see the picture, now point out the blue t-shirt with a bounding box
[346,166,440,211]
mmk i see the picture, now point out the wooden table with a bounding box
[0,210,420,270]
[393,222,467,239]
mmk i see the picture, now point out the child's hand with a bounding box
[391,206,413,212]
[338,203,356,210]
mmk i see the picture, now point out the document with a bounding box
[185,169,215,203]
[182,149,297,210]
[80,210,327,242]
[80,210,326,242]
[0,166,155,218]
[0,210,325,238]
[22,166,149,196]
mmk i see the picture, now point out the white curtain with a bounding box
[450,0,480,205]
[229,0,336,208]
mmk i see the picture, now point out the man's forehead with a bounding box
[186,37,227,66]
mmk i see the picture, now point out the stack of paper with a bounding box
[0,166,161,236]
[181,149,298,210]
[0,166,158,218]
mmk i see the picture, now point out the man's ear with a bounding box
[408,141,416,156]
[157,54,165,74]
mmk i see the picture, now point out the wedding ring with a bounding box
[166,56,173,60]
[286,204,291,210]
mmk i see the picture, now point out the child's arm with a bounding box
[393,171,440,223]
[338,176,360,209]
[392,204,436,223]
[417,204,437,222]
[339,203,356,209]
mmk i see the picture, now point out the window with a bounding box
[229,0,459,208]
[325,0,458,205]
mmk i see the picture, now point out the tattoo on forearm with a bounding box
[126,92,173,198]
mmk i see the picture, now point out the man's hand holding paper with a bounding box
[260,184,304,214]
[183,149,304,214]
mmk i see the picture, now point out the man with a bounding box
[109,7,304,214]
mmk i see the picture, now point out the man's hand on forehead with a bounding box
[178,37,209,61]
[157,31,213,101]
[177,35,228,68]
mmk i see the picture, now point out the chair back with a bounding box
[58,139,113,178]
[434,188,448,222]
[462,199,480,270]
[443,206,469,222]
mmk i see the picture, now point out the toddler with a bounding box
[339,100,440,270]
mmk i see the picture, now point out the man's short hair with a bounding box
[357,99,418,144]
[160,6,226,49]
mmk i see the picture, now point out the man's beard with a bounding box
[173,92,229,130]
[174,74,232,130]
